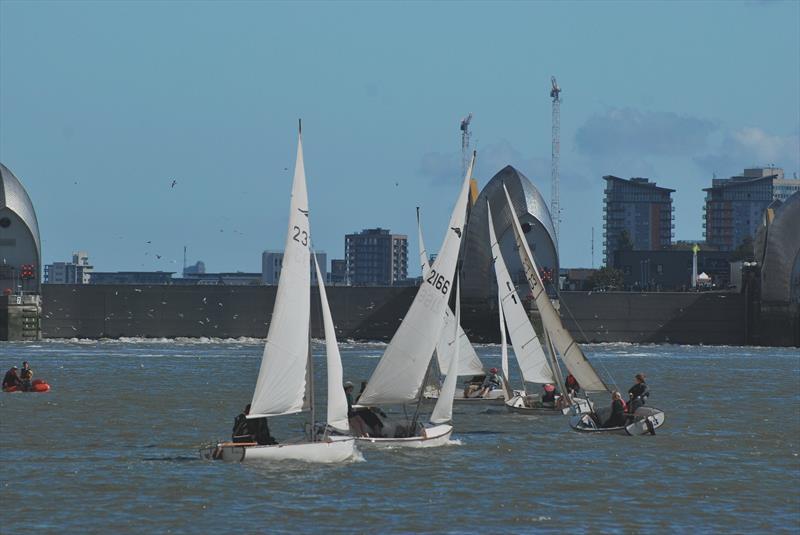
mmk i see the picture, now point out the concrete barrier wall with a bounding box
[42,285,750,345]
[42,284,417,340]
[558,291,747,345]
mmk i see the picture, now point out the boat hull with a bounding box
[355,423,453,448]
[569,407,666,435]
[200,435,357,463]
[504,393,562,415]
[424,389,505,404]
[3,379,50,393]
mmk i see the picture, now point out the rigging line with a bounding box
[556,289,619,392]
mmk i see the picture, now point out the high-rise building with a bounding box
[345,228,408,286]
[329,259,347,285]
[703,167,799,251]
[43,251,93,284]
[261,250,326,285]
[602,176,674,266]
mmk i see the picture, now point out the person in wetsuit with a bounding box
[19,361,33,391]
[541,383,558,405]
[231,403,276,445]
[604,391,628,428]
[2,366,20,390]
[627,373,649,413]
[565,374,580,396]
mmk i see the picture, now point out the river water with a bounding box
[1,339,798,533]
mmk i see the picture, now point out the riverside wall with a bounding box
[38,284,765,346]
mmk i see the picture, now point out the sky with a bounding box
[1,0,798,274]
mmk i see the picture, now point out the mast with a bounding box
[307,329,316,441]
[543,330,567,400]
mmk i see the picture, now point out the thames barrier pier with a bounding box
[0,163,42,341]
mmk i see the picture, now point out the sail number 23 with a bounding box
[292,226,309,246]
[426,269,450,295]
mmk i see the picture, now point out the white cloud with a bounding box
[575,107,717,158]
[694,127,800,175]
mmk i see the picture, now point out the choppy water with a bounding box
[1,339,798,533]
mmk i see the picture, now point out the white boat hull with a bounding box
[504,393,562,415]
[355,423,453,448]
[200,435,357,463]
[424,385,505,404]
[569,407,666,436]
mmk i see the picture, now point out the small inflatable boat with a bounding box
[3,379,50,393]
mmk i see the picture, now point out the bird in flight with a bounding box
[171,179,177,188]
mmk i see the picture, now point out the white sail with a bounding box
[487,203,554,385]
[249,131,311,417]
[314,253,349,432]
[499,293,509,385]
[502,185,608,392]
[430,278,461,425]
[358,154,475,406]
[436,314,484,376]
[418,208,484,376]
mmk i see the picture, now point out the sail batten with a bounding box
[488,203,554,385]
[502,185,609,392]
[358,154,475,406]
[249,132,311,417]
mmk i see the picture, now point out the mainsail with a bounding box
[249,130,311,417]
[430,278,461,425]
[358,154,475,406]
[417,208,484,376]
[314,253,349,432]
[502,185,608,393]
[487,203,554,385]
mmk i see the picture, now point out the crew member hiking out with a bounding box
[627,373,649,412]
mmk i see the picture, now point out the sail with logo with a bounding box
[200,123,358,461]
[501,185,665,434]
[352,153,475,447]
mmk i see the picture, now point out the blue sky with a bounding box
[2,0,798,273]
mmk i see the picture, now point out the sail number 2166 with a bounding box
[426,269,450,295]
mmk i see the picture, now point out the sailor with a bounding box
[232,404,253,443]
[2,366,21,390]
[604,391,628,428]
[232,403,277,445]
[541,383,558,405]
[344,381,369,437]
[627,373,649,412]
[19,361,33,391]
[476,368,501,398]
[565,374,580,396]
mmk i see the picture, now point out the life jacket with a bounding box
[619,398,628,413]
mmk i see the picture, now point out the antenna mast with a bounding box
[550,76,561,248]
[460,113,473,178]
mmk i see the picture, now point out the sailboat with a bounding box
[200,124,357,461]
[486,202,564,414]
[502,185,665,435]
[352,154,475,447]
[417,208,506,404]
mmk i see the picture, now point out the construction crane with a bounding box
[460,113,473,178]
[550,76,561,248]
